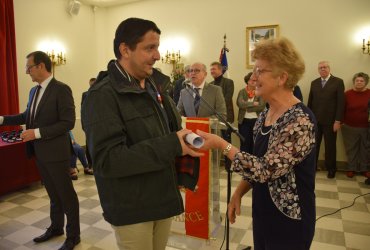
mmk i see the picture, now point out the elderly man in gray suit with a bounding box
[177,62,226,118]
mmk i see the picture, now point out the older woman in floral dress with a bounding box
[197,37,316,250]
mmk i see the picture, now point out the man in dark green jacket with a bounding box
[81,18,201,250]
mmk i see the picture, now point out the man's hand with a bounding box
[333,121,341,132]
[176,129,204,157]
[20,129,36,142]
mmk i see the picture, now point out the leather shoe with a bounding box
[33,227,64,243]
[327,170,336,179]
[58,236,80,250]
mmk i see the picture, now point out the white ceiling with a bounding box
[78,0,146,7]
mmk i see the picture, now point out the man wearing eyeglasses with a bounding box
[308,61,345,179]
[0,51,79,250]
[177,62,226,118]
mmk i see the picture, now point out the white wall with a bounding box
[13,0,370,161]
[14,0,104,142]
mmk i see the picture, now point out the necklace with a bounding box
[260,126,272,135]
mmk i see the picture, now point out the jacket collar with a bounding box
[102,60,171,94]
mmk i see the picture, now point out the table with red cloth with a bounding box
[0,140,40,196]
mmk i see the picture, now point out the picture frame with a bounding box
[246,24,280,68]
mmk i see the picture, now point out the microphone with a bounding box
[182,79,191,88]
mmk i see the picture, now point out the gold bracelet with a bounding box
[222,143,232,156]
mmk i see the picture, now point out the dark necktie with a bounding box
[29,85,41,128]
[194,88,201,114]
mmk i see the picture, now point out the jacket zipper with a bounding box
[152,96,183,210]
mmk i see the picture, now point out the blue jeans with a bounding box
[70,143,88,168]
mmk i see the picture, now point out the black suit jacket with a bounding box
[307,75,345,125]
[210,76,234,123]
[173,77,185,105]
[3,78,75,162]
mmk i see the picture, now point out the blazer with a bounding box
[3,78,75,162]
[177,82,226,119]
[307,75,345,125]
[210,76,234,123]
[236,88,265,124]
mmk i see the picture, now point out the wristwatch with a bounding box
[222,143,232,156]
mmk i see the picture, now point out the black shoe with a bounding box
[327,170,336,179]
[33,227,64,243]
[58,237,80,250]
[365,178,370,185]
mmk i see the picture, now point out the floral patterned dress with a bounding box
[231,103,316,249]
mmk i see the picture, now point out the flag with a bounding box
[219,47,229,74]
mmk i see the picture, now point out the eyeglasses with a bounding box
[190,69,201,74]
[252,67,272,78]
[25,64,39,73]
[318,66,329,70]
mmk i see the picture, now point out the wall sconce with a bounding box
[363,39,370,55]
[46,50,66,75]
[161,50,181,71]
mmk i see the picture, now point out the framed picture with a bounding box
[246,24,279,68]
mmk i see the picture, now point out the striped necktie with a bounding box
[194,88,201,114]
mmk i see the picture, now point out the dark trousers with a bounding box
[85,141,92,168]
[239,118,257,154]
[36,158,80,238]
[316,123,337,172]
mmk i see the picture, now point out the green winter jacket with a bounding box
[82,60,184,226]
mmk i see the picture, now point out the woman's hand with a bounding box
[176,129,204,157]
[228,181,251,224]
[195,129,226,151]
[228,192,242,224]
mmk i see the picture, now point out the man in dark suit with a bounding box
[308,61,345,178]
[0,51,79,250]
[81,77,96,174]
[209,61,234,123]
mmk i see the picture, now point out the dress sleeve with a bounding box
[231,110,315,183]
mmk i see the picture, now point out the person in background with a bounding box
[210,61,235,124]
[177,62,226,118]
[81,77,96,170]
[197,37,316,250]
[341,72,370,178]
[307,60,345,178]
[237,72,265,153]
[81,18,201,250]
[366,99,370,185]
[69,131,92,180]
[294,85,303,102]
[173,65,191,105]
[0,51,79,250]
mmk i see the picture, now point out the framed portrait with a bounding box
[246,24,279,68]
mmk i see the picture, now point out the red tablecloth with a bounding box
[0,140,40,196]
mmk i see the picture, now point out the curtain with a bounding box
[0,0,19,132]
